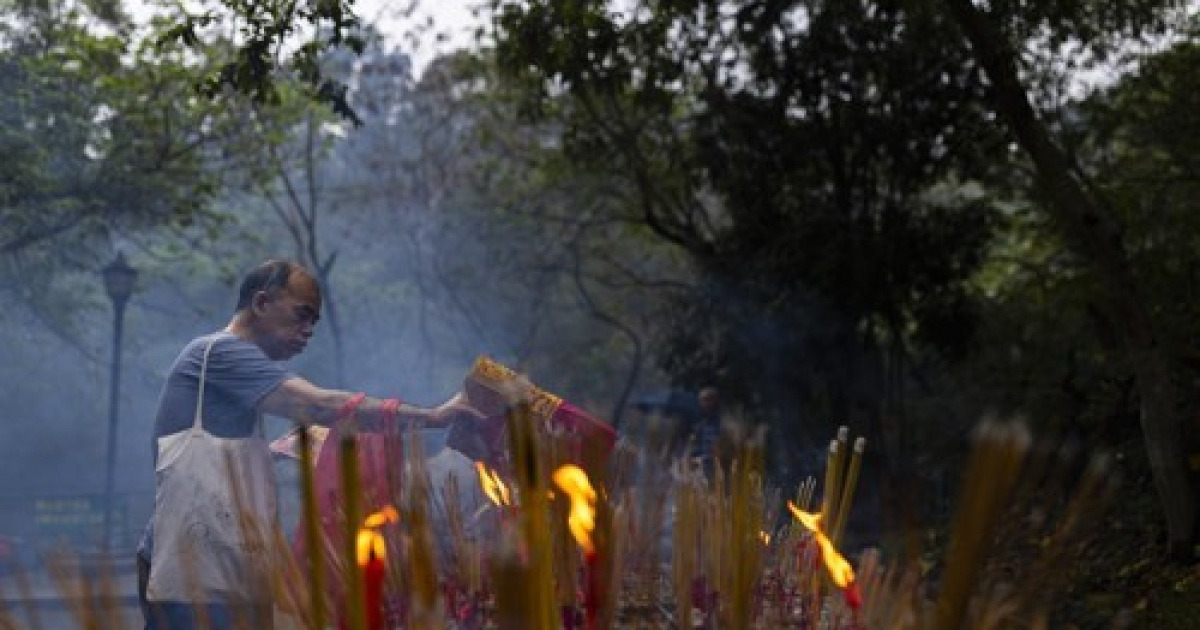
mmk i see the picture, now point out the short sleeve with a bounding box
[203,335,292,410]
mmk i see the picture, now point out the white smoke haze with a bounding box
[0,17,686,569]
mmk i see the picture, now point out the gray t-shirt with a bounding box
[138,331,292,559]
[152,331,292,444]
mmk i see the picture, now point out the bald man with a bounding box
[137,260,479,629]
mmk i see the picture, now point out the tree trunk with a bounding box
[944,0,1198,557]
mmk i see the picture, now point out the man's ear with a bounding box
[252,290,271,314]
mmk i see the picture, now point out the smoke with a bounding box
[0,42,690,564]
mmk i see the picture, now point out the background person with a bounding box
[690,386,723,464]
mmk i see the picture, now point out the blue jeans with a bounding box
[137,554,271,629]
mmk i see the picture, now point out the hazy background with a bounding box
[3,3,1200,624]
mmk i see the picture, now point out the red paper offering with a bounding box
[462,356,618,466]
[285,356,618,627]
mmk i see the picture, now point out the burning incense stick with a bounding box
[553,464,599,629]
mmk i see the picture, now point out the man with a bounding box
[137,259,479,629]
[690,386,723,464]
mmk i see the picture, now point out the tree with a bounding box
[336,47,687,418]
[0,1,270,334]
[940,0,1199,558]
[157,0,368,120]
[489,0,1007,482]
[239,79,357,387]
[487,0,1200,557]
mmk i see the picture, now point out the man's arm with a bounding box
[259,377,469,430]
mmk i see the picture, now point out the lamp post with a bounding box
[101,251,136,550]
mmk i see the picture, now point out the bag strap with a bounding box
[192,336,220,430]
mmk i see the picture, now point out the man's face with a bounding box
[255,273,321,360]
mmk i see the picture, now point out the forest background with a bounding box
[1,0,1199,626]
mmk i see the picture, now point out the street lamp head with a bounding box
[102,250,137,306]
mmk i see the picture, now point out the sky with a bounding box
[127,0,487,72]
[332,0,488,70]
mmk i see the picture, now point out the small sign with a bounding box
[33,495,127,548]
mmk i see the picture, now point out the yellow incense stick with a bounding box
[934,421,1029,630]
[340,433,366,630]
[672,469,699,630]
[814,439,841,600]
[832,437,865,545]
[505,401,556,630]
[297,425,327,630]
[489,531,530,630]
[404,429,441,626]
[727,427,765,630]
[821,439,842,528]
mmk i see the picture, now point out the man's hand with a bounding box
[429,391,486,427]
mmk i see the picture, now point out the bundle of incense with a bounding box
[814,427,866,562]
[0,556,44,629]
[296,422,327,629]
[441,474,478,595]
[502,401,557,630]
[724,426,766,629]
[844,421,1122,629]
[45,549,123,630]
[772,477,812,595]
[821,428,846,535]
[441,474,487,627]
[611,464,669,624]
[671,465,701,630]
[933,421,1030,629]
[1010,452,1118,615]
[705,464,728,623]
[401,425,442,628]
[441,470,487,624]
[599,494,629,629]
[541,425,583,619]
[269,523,313,628]
[554,502,582,625]
[856,548,922,629]
[340,433,367,630]
[463,356,618,473]
[832,437,866,545]
[488,525,533,630]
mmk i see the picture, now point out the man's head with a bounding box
[698,386,720,414]
[234,260,321,360]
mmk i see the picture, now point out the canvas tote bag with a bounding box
[146,337,278,605]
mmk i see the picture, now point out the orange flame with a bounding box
[475,461,512,506]
[787,501,854,588]
[552,464,597,554]
[759,530,772,546]
[357,505,399,566]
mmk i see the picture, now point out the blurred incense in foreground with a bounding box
[0,410,1121,630]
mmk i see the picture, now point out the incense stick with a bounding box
[934,421,1030,630]
[340,432,366,630]
[832,437,865,545]
[297,424,327,629]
